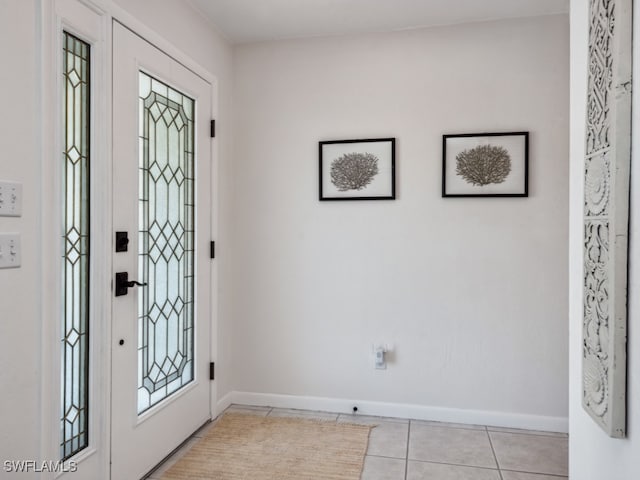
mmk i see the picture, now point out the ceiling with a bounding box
[190,0,569,44]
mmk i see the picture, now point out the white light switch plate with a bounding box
[0,181,23,217]
[0,233,21,268]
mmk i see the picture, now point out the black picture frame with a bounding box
[319,138,396,201]
[442,132,529,197]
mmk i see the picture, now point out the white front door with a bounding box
[111,22,212,480]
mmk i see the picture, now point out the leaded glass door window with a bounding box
[137,72,195,413]
[111,23,212,480]
[61,31,90,461]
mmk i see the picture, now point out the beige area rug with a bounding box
[161,413,373,479]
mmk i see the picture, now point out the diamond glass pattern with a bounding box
[137,72,195,414]
[61,32,90,460]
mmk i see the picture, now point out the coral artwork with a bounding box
[330,152,379,191]
[455,145,512,186]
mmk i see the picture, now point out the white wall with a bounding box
[0,2,573,473]
[231,15,569,427]
[569,0,640,478]
[0,0,41,468]
[112,0,236,402]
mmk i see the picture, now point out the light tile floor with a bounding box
[147,405,568,480]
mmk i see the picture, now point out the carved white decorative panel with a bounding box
[582,0,632,438]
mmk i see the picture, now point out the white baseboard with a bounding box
[223,391,568,433]
[215,391,234,416]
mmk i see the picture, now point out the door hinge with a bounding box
[210,241,215,259]
[209,362,215,380]
[210,119,216,138]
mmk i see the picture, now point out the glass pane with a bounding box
[137,72,195,414]
[61,32,90,460]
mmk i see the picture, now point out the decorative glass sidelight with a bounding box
[61,32,90,460]
[137,72,195,413]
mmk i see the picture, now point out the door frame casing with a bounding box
[40,1,111,477]
[39,1,219,478]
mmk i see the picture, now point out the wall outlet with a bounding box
[373,344,387,370]
[0,233,21,268]
[0,181,23,217]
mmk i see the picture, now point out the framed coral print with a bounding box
[319,138,395,201]
[442,132,529,197]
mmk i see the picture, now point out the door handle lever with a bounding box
[115,272,147,297]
